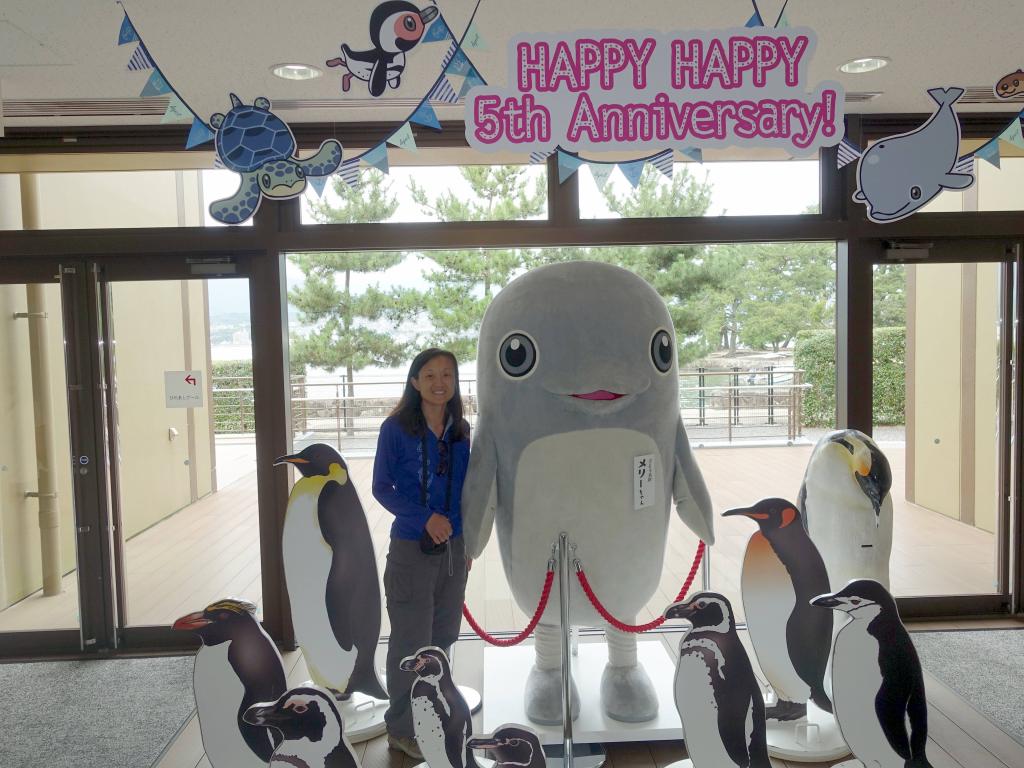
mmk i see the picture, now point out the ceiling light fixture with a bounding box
[839,57,889,74]
[271,63,323,81]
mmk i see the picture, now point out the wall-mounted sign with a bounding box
[466,28,844,157]
[165,370,204,408]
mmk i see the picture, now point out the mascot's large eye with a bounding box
[403,14,417,31]
[650,329,673,373]
[910,185,922,200]
[498,332,537,378]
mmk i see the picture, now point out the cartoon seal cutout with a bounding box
[852,87,974,223]
[209,94,343,224]
[462,261,714,725]
[994,69,1024,99]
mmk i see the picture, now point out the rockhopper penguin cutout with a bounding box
[244,685,361,768]
[724,499,833,723]
[798,430,893,591]
[326,1,439,96]
[401,647,479,768]
[173,598,287,768]
[811,580,933,768]
[461,261,715,725]
[664,593,771,768]
[276,444,389,702]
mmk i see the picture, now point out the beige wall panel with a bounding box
[35,172,181,229]
[978,157,1024,211]
[188,280,214,499]
[972,264,1000,534]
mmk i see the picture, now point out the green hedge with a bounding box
[211,360,255,433]
[794,327,905,427]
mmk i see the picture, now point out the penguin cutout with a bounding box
[468,725,545,768]
[724,499,833,722]
[664,593,771,768]
[244,684,361,768]
[811,580,933,768]
[400,647,479,768]
[276,444,389,701]
[798,430,894,591]
[173,598,287,768]
[325,1,439,96]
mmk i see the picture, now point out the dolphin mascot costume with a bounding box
[462,261,714,724]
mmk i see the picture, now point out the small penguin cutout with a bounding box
[664,593,772,768]
[468,725,545,768]
[848,87,974,223]
[173,598,287,768]
[244,684,361,768]
[401,647,479,768]
[326,1,439,96]
[811,580,933,768]
[208,94,343,225]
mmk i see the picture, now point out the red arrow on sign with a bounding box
[185,375,196,386]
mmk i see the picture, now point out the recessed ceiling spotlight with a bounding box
[839,57,890,74]
[271,63,323,81]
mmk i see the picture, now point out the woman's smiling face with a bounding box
[413,354,456,408]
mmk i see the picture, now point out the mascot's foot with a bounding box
[766,699,807,722]
[525,665,580,725]
[601,664,658,723]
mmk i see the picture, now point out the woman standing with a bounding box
[372,348,471,759]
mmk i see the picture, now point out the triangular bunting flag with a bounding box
[140,70,171,97]
[619,160,646,188]
[681,147,703,163]
[459,69,485,98]
[776,10,791,27]
[387,122,418,152]
[650,149,673,178]
[309,176,329,198]
[557,151,584,183]
[186,118,215,149]
[745,11,764,27]
[463,21,487,49]
[837,138,861,169]
[953,155,975,174]
[590,163,614,190]
[410,101,442,130]
[161,94,192,124]
[127,45,154,71]
[442,40,457,70]
[998,117,1024,148]
[339,158,361,189]
[428,76,459,104]
[446,73,467,97]
[529,149,554,164]
[362,143,390,173]
[446,49,472,77]
[422,16,452,43]
[975,141,1000,168]
[118,15,139,45]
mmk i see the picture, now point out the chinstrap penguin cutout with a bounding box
[468,725,545,768]
[664,593,771,768]
[725,499,833,722]
[811,580,933,768]
[277,444,388,702]
[244,685,360,768]
[173,598,287,767]
[462,261,714,725]
[401,647,478,768]
[798,430,893,591]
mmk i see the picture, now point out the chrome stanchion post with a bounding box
[558,532,574,768]
[701,542,711,592]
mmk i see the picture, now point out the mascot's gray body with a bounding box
[462,261,714,723]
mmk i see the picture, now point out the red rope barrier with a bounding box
[463,569,555,646]
[576,541,705,633]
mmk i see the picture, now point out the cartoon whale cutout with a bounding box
[853,87,975,223]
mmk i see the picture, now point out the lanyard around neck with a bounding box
[419,427,454,513]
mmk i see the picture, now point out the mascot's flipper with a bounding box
[673,415,714,544]
[210,175,261,225]
[300,139,343,177]
[461,427,498,559]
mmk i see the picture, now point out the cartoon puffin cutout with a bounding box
[173,598,287,768]
[811,580,933,768]
[468,725,545,768]
[244,684,361,768]
[276,443,389,738]
[326,1,439,96]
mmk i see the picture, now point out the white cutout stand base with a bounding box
[459,684,483,715]
[765,700,850,762]
[829,761,862,768]
[482,640,681,745]
[662,761,693,768]
[338,691,388,743]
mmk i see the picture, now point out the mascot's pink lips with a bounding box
[571,390,625,401]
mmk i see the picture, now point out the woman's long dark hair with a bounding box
[389,348,468,441]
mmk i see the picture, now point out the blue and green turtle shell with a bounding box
[215,103,296,173]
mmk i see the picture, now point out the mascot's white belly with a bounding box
[503,428,668,625]
[195,642,269,768]
[282,483,354,689]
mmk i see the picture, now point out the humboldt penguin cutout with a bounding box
[401,647,477,768]
[461,261,714,725]
[244,684,362,768]
[173,598,287,768]
[469,724,546,768]
[276,444,388,705]
[812,580,933,768]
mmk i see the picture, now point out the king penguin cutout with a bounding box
[276,443,388,701]
[812,580,933,768]
[724,499,833,722]
[664,593,771,768]
[401,647,478,768]
[244,684,361,768]
[173,598,287,768]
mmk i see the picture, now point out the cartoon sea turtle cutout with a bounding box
[209,94,343,224]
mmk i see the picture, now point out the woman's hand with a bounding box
[426,512,452,545]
